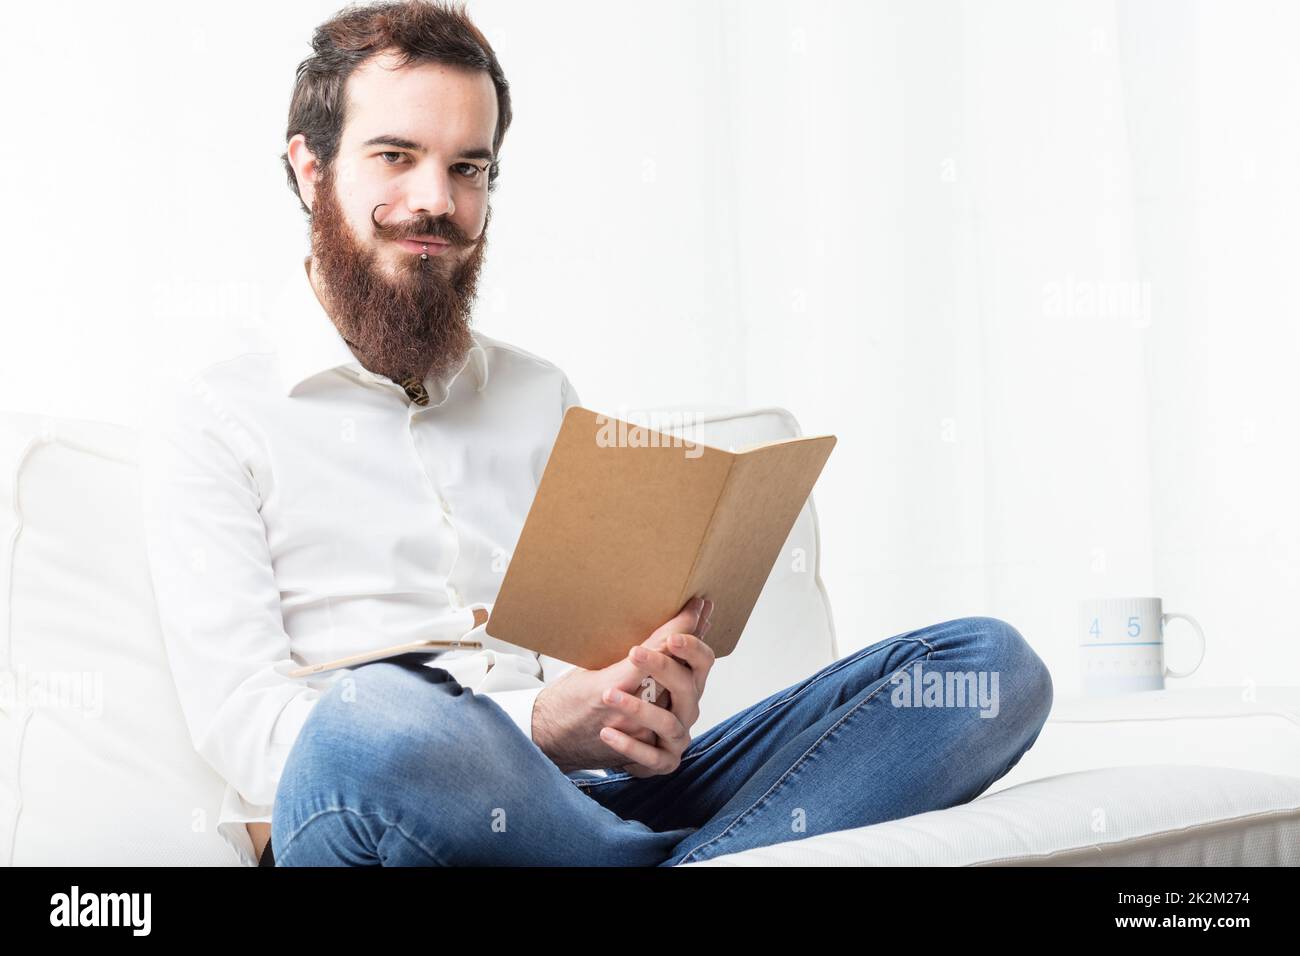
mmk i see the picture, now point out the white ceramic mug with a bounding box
[1078,596,1206,696]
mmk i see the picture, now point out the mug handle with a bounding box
[1162,612,1206,679]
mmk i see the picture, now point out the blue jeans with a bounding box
[269,616,1053,866]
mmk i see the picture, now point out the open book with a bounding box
[485,406,836,670]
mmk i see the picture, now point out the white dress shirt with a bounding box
[139,256,589,867]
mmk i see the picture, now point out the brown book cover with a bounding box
[485,406,836,669]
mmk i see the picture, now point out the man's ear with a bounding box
[286,133,321,208]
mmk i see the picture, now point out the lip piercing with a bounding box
[421,243,428,260]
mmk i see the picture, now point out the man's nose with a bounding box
[404,165,456,219]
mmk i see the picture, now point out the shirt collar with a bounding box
[270,256,489,400]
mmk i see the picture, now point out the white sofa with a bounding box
[3,405,1298,866]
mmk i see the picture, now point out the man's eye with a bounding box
[378,154,484,181]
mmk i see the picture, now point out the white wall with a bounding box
[1119,0,1300,692]
[2,0,1295,695]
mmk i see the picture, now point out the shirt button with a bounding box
[439,494,453,515]
[448,586,461,607]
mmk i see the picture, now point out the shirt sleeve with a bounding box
[560,372,582,414]
[479,685,544,741]
[138,374,321,810]
[477,650,582,742]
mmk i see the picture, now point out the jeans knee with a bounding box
[291,662,462,782]
[959,616,1053,731]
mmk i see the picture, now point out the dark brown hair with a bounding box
[280,0,511,216]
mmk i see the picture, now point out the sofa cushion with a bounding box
[684,764,1300,866]
[0,411,239,865]
[983,685,1300,795]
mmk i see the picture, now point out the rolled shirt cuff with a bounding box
[480,684,543,743]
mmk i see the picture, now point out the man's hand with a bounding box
[532,596,716,776]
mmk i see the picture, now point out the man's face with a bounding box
[291,50,498,384]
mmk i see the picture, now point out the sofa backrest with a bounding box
[0,412,239,865]
[0,405,836,865]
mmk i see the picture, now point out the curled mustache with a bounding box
[369,203,469,247]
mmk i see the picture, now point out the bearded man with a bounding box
[139,0,1053,870]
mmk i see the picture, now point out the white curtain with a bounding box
[697,0,1297,689]
[481,0,1298,690]
[4,0,1294,691]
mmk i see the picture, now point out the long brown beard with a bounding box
[308,161,489,385]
